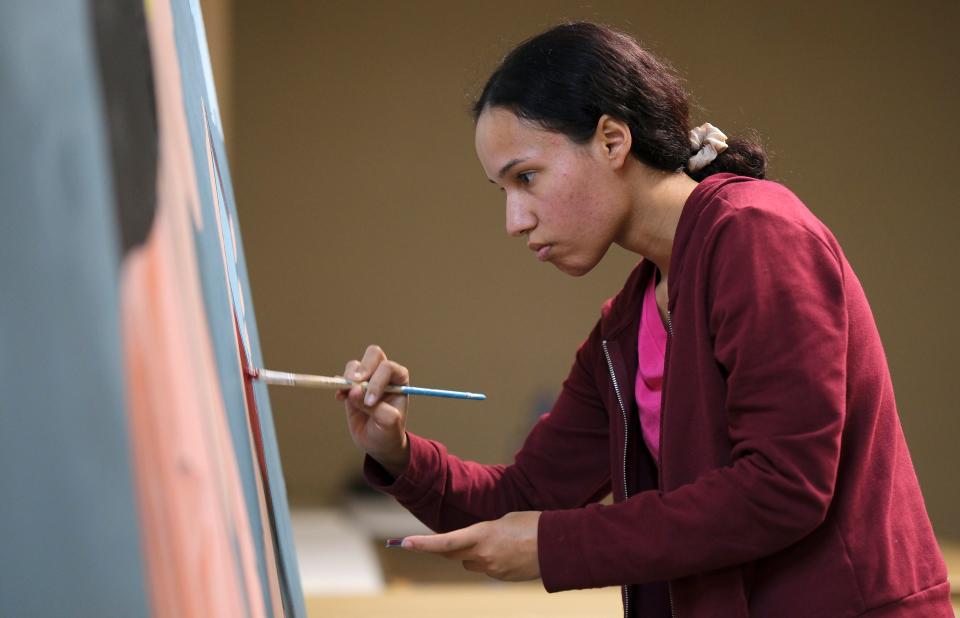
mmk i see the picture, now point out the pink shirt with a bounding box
[635,272,667,463]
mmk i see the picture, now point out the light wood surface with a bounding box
[307,540,960,618]
[307,580,960,618]
[307,584,620,618]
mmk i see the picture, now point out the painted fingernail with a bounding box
[385,538,404,548]
[364,393,376,406]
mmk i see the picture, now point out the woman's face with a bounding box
[474,107,628,277]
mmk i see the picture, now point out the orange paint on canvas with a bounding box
[119,0,267,615]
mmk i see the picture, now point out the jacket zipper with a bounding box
[602,306,678,618]
[601,340,631,618]
[663,309,677,618]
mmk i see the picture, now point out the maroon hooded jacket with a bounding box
[365,173,952,616]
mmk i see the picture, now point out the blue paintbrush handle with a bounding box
[397,385,486,400]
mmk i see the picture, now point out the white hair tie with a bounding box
[686,123,728,172]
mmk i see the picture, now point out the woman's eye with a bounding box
[517,171,536,185]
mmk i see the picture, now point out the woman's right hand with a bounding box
[336,344,411,478]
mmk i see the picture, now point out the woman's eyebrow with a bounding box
[497,157,528,179]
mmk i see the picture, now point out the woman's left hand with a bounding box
[401,511,541,581]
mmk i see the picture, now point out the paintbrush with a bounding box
[248,368,486,401]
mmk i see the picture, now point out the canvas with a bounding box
[0,1,304,616]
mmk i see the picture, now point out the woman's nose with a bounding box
[505,195,536,237]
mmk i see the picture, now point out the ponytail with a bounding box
[474,22,769,181]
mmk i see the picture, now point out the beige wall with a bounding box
[221,1,959,538]
[198,0,231,142]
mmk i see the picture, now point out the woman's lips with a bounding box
[537,245,551,261]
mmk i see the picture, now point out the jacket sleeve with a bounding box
[364,319,612,533]
[539,205,850,591]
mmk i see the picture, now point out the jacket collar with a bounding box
[599,173,742,341]
[599,259,655,341]
[668,173,746,307]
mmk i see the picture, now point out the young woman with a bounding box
[336,22,952,617]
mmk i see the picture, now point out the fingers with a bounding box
[344,387,402,427]
[336,359,361,401]
[364,360,410,406]
[355,345,386,382]
[343,359,361,380]
[338,346,411,408]
[406,529,489,577]
[403,525,479,555]
[398,517,540,582]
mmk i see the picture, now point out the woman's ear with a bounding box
[594,114,632,169]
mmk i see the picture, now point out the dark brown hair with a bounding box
[473,22,766,181]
